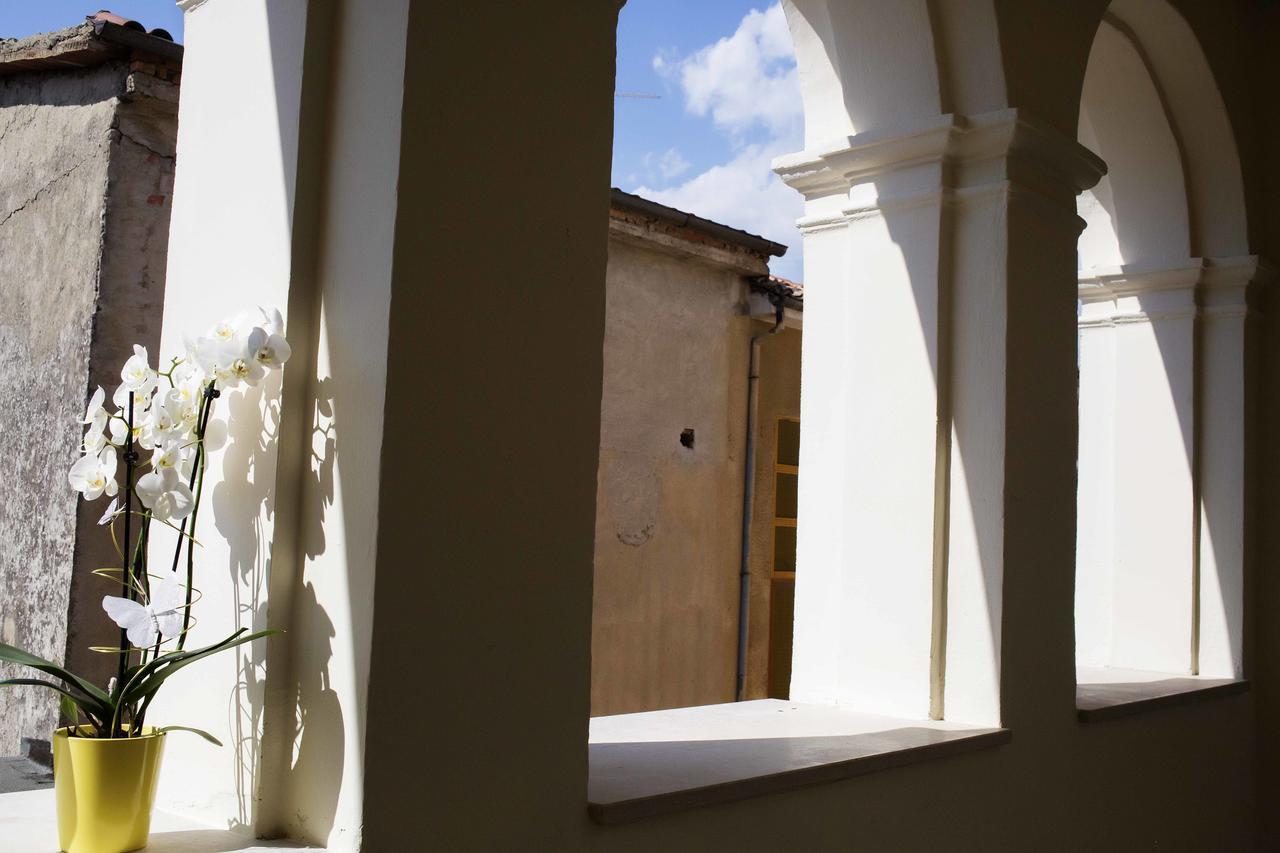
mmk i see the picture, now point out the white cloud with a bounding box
[640,147,693,183]
[633,4,803,279]
[632,138,803,280]
[657,147,691,180]
[659,3,801,138]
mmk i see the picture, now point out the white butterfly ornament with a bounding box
[102,571,186,648]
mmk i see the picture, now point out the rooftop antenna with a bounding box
[615,92,661,99]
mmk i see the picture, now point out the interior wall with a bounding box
[360,2,621,848]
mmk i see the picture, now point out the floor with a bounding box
[0,756,53,794]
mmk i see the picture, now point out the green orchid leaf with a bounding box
[59,693,79,725]
[0,678,110,725]
[121,629,281,706]
[157,725,223,746]
[0,646,113,708]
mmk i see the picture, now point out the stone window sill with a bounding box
[1076,666,1249,722]
[0,789,320,852]
[587,699,1010,825]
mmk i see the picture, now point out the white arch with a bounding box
[1077,19,1189,270]
[1075,0,1254,681]
[1109,0,1248,257]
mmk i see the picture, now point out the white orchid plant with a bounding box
[0,308,291,741]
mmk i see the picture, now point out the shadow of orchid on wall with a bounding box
[208,369,283,830]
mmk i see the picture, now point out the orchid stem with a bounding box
[114,392,137,730]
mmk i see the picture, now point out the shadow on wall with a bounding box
[206,368,344,836]
[287,375,343,840]
[210,372,284,830]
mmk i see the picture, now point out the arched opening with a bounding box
[590,2,805,718]
[1075,0,1252,687]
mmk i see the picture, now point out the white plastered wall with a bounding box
[146,1,407,847]
[148,0,307,829]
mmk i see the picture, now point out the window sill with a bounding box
[1076,666,1249,722]
[587,699,1009,825]
[0,789,319,852]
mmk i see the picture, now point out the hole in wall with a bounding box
[680,428,695,449]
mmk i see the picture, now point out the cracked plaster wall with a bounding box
[0,62,174,753]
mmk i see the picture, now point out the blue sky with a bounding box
[614,1,803,279]
[2,2,801,278]
[1,1,183,41]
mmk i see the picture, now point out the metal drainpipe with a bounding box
[737,294,786,702]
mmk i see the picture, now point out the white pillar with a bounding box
[149,0,310,829]
[777,111,1104,724]
[1197,257,1263,679]
[151,2,410,848]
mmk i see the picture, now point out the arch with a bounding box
[781,0,1007,147]
[1107,0,1248,258]
[1074,0,1253,681]
[1077,18,1189,269]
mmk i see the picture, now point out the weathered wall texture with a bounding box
[0,61,175,754]
[590,222,799,716]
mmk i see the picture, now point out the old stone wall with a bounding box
[0,61,174,753]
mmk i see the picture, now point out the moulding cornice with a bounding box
[772,108,1106,203]
[1077,256,1268,325]
[1078,260,1203,301]
[176,0,211,11]
[1200,255,1266,317]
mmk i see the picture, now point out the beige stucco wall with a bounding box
[591,229,794,716]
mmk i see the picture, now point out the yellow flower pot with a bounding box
[53,726,166,853]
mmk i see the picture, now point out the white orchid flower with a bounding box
[68,446,119,501]
[82,419,108,454]
[237,356,268,388]
[108,413,143,446]
[151,440,185,474]
[136,467,194,522]
[120,345,158,397]
[247,326,291,371]
[112,381,152,413]
[83,386,106,425]
[254,306,285,337]
[207,316,242,344]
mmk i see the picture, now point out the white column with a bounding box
[777,111,1104,723]
[150,0,309,829]
[1197,257,1262,678]
[1076,293,1116,668]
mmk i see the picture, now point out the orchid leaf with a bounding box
[0,642,113,707]
[121,629,280,706]
[0,678,110,724]
[157,725,222,746]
